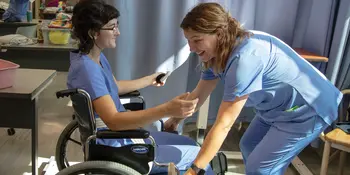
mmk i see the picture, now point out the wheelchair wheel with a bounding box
[56,119,83,170]
[56,161,141,175]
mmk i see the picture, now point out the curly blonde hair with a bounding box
[180,2,252,74]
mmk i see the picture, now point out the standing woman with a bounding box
[176,2,342,175]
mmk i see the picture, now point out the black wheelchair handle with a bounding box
[119,90,141,98]
[56,89,78,99]
[96,129,150,139]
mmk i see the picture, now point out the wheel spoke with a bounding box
[68,137,81,145]
[64,157,70,167]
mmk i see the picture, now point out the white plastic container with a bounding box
[41,26,72,45]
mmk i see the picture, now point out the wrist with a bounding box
[190,163,206,175]
[158,102,170,116]
[146,75,153,86]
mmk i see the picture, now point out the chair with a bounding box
[16,25,37,38]
[320,89,350,175]
[55,90,146,171]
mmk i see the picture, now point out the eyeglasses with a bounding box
[101,23,119,31]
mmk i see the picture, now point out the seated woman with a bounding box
[67,0,214,174]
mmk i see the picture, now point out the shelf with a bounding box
[294,48,329,62]
[0,43,77,51]
[0,19,39,27]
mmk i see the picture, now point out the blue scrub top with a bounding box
[67,51,131,147]
[202,30,343,133]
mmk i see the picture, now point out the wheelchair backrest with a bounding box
[70,90,96,144]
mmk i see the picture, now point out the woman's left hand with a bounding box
[150,72,165,87]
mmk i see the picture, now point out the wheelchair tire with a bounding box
[56,161,141,175]
[56,119,81,170]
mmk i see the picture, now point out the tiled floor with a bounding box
[0,72,348,175]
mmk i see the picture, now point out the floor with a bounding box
[0,72,349,175]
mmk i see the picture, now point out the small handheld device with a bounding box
[155,71,171,84]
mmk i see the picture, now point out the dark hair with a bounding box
[72,0,120,54]
[181,3,251,74]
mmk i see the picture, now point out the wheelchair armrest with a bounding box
[96,129,150,139]
[119,90,141,98]
[56,88,78,98]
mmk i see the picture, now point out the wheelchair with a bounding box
[55,88,228,175]
[55,90,147,171]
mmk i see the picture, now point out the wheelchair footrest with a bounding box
[210,152,228,175]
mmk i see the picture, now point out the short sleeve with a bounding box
[201,68,218,80]
[73,62,109,101]
[223,54,264,102]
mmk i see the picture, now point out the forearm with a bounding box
[193,121,234,168]
[193,97,247,169]
[107,103,167,130]
[117,76,152,95]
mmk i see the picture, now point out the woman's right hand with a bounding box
[164,92,198,118]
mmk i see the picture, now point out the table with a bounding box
[0,43,77,71]
[0,68,56,175]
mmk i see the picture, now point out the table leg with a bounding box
[31,98,38,175]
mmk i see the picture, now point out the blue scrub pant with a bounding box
[147,131,214,175]
[239,116,328,175]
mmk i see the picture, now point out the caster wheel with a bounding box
[7,128,15,136]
